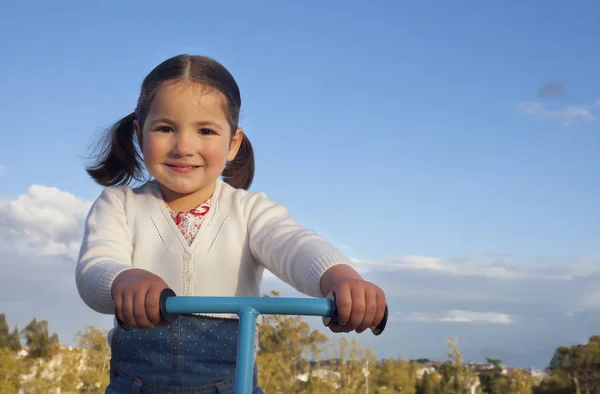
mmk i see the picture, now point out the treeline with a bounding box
[1,293,599,393]
[0,314,110,393]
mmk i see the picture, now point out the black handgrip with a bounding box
[116,288,178,330]
[322,291,388,336]
[159,288,178,324]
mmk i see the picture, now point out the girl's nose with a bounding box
[172,131,196,156]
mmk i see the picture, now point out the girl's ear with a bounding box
[227,128,244,161]
[134,119,143,150]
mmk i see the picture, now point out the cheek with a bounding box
[202,142,230,165]
[143,135,167,160]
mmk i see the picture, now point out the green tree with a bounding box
[510,369,535,394]
[19,355,65,393]
[55,348,83,393]
[416,371,438,394]
[438,337,482,394]
[0,314,9,349]
[257,291,331,393]
[0,314,23,353]
[479,358,510,394]
[76,325,111,392]
[373,358,418,393]
[21,317,59,359]
[326,337,375,394]
[533,373,575,394]
[9,326,22,352]
[19,328,110,393]
[0,347,25,393]
[537,336,600,394]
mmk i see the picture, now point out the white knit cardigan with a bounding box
[76,179,351,320]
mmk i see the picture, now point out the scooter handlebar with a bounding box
[116,288,388,336]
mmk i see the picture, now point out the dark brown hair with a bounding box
[86,54,254,190]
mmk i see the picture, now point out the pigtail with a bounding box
[222,133,255,190]
[86,112,144,187]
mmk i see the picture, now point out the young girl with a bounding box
[76,54,387,394]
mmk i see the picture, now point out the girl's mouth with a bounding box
[165,164,201,173]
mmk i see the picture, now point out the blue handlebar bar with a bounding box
[115,288,388,393]
[162,290,334,317]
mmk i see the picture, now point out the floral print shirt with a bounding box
[165,200,211,245]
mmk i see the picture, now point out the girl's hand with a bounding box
[328,278,387,334]
[111,269,169,329]
[320,264,387,334]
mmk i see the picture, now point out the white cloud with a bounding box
[399,310,517,325]
[0,185,110,349]
[569,291,600,316]
[350,253,599,281]
[0,184,598,369]
[582,292,600,308]
[0,185,92,260]
[363,254,518,277]
[517,101,597,126]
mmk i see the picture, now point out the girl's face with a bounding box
[135,81,242,209]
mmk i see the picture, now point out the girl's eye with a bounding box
[156,126,173,133]
[199,128,215,135]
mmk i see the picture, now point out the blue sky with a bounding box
[0,1,599,369]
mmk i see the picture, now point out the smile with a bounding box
[165,164,201,173]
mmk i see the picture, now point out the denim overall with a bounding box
[105,315,263,393]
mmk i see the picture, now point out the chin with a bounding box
[159,179,213,196]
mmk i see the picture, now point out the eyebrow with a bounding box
[149,118,222,130]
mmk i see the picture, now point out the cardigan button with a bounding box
[184,271,192,280]
[183,252,191,261]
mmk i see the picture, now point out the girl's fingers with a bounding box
[335,283,352,326]
[357,286,377,333]
[121,292,135,327]
[113,290,124,325]
[145,286,162,325]
[371,289,387,331]
[133,288,154,328]
[348,286,366,330]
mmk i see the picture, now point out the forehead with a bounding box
[147,81,228,120]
